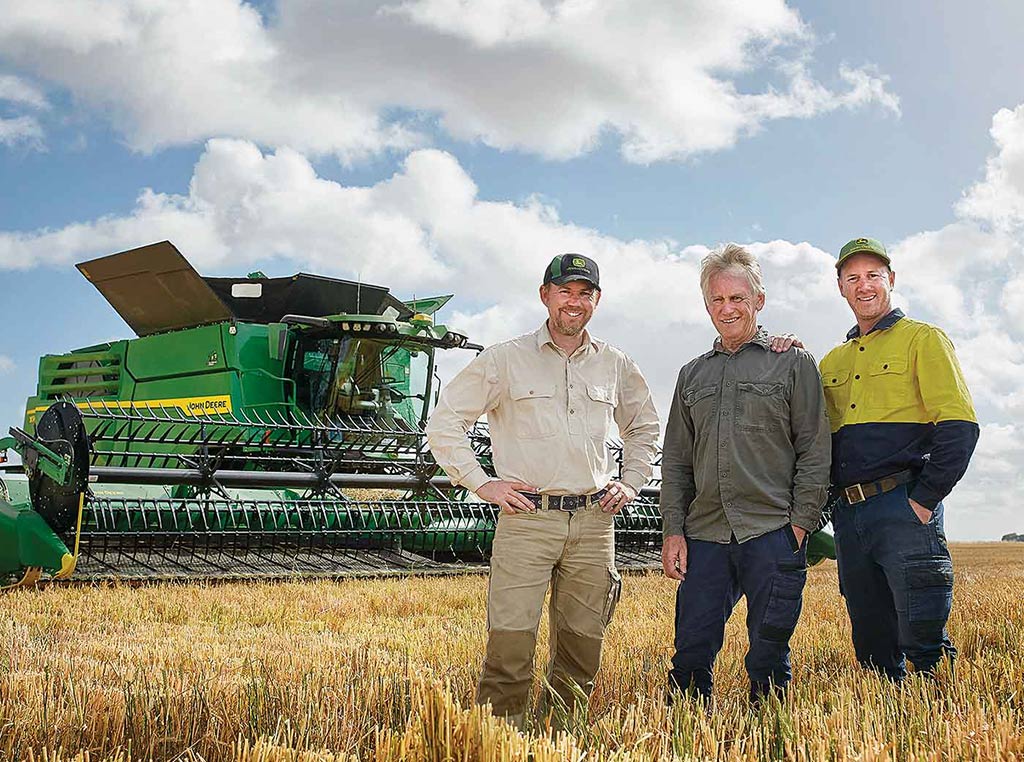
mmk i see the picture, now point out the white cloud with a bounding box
[0,73,47,148]
[0,0,897,163]
[0,73,48,110]
[0,115,42,147]
[957,105,1024,230]
[945,423,1024,540]
[0,355,14,375]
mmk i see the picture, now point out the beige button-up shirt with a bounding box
[426,322,660,496]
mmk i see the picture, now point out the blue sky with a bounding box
[1,0,1022,539]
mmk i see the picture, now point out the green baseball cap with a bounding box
[543,253,600,290]
[836,237,891,272]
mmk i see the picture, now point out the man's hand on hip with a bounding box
[476,480,539,514]
[909,497,933,524]
[662,534,688,581]
[599,480,637,513]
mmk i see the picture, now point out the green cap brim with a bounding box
[836,237,890,272]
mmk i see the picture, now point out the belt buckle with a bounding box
[845,483,866,505]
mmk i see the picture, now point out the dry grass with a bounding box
[0,543,1021,761]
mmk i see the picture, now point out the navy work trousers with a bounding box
[832,483,955,680]
[667,525,807,700]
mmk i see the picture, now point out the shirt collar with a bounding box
[846,308,905,340]
[536,320,596,355]
[707,326,770,356]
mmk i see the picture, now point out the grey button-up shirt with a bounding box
[660,328,831,543]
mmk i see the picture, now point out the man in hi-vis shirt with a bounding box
[426,254,659,728]
[821,237,978,681]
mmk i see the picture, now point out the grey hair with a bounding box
[699,243,765,302]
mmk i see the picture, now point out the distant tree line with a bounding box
[1001,533,1023,542]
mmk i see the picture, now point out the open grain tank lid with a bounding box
[76,241,412,336]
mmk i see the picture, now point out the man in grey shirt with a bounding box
[661,244,831,704]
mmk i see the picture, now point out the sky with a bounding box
[1,0,1022,540]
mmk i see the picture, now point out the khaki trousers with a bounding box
[478,501,621,721]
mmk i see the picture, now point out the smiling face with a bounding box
[838,252,896,331]
[705,269,764,351]
[540,279,600,338]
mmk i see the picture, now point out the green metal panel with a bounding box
[228,323,293,412]
[127,323,227,380]
[0,499,71,576]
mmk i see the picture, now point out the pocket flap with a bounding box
[683,385,716,406]
[870,359,908,376]
[737,381,783,396]
[586,384,615,404]
[510,383,556,401]
[905,557,954,588]
[822,370,850,387]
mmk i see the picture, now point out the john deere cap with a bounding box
[543,253,600,290]
[836,237,891,272]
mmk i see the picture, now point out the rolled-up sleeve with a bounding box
[425,350,503,493]
[788,350,832,531]
[660,369,695,539]
[613,356,660,492]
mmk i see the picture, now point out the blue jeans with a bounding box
[668,525,807,700]
[832,483,955,680]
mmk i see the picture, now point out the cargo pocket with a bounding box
[759,562,807,643]
[905,556,953,640]
[602,567,622,626]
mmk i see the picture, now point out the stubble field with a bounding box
[0,543,1021,761]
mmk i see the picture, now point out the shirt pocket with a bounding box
[585,382,615,438]
[866,358,910,412]
[509,382,559,439]
[682,384,717,437]
[821,369,850,427]
[735,381,787,433]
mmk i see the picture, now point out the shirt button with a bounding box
[570,409,575,414]
[569,383,574,389]
[850,403,857,409]
[855,374,860,380]
[859,347,865,352]
[529,390,534,395]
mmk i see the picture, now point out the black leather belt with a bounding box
[842,470,913,505]
[521,489,608,511]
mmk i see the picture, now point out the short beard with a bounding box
[550,315,586,337]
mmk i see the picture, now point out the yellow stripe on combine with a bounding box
[28,395,234,423]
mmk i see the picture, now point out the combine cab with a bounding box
[0,241,671,586]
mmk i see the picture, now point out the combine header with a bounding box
[0,241,667,587]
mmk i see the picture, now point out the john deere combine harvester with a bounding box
[0,241,668,587]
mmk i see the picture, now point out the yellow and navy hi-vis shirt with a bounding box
[819,309,979,510]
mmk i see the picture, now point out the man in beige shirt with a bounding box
[426,253,659,727]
